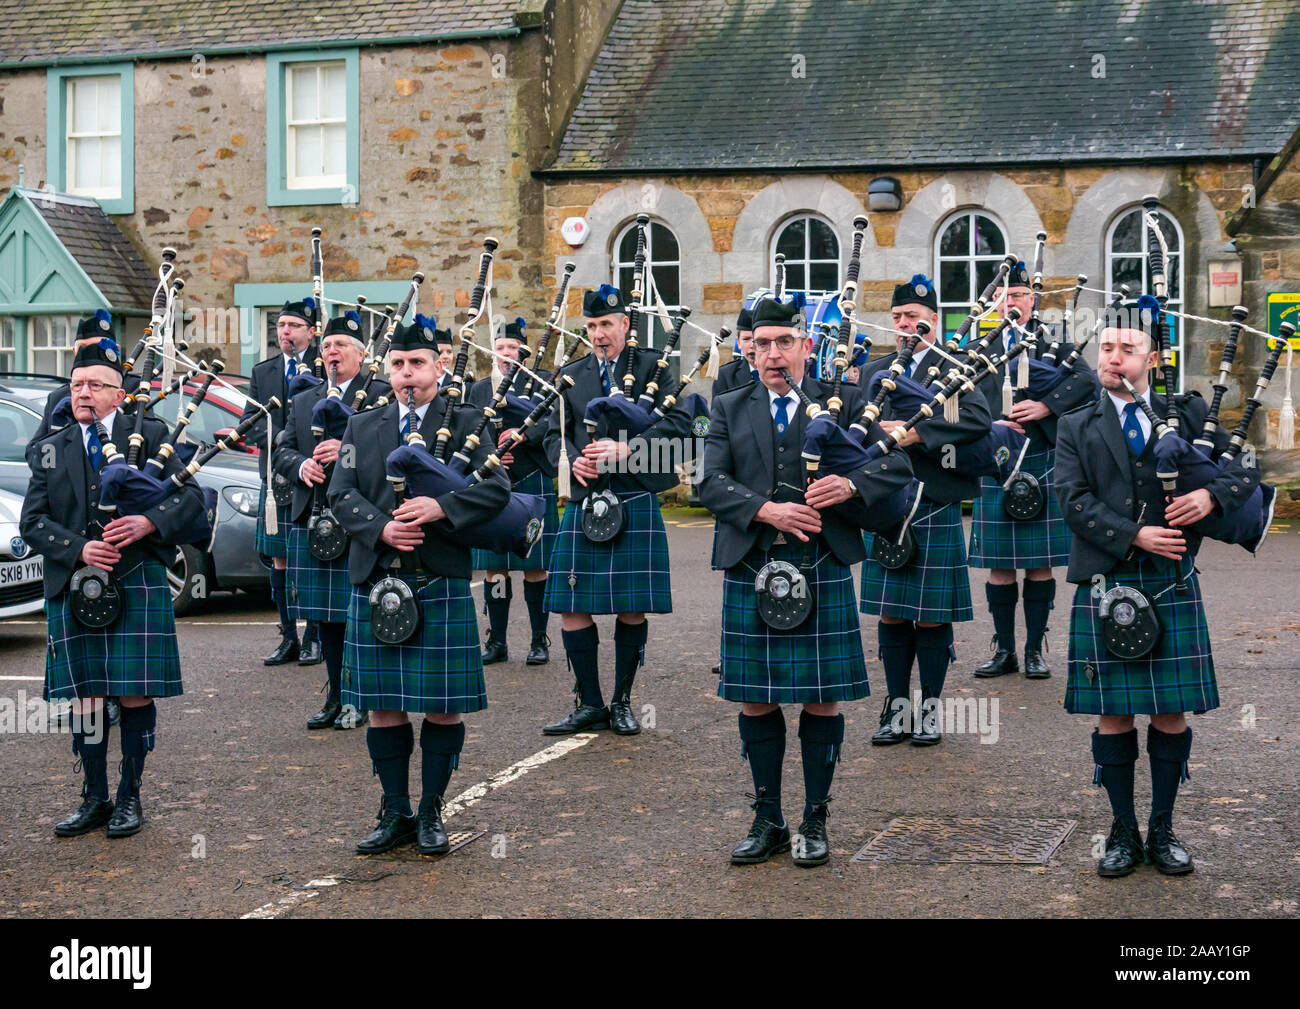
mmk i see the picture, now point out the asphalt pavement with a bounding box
[1,509,1297,919]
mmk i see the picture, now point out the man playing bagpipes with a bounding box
[239,297,322,667]
[21,337,210,838]
[467,317,558,667]
[703,296,916,867]
[859,276,993,747]
[540,284,696,737]
[1055,300,1261,878]
[969,261,1098,680]
[272,311,390,732]
[33,311,148,441]
[711,305,757,395]
[327,317,511,855]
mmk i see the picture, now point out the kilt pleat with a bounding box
[472,469,559,572]
[1064,560,1218,715]
[254,483,290,558]
[45,559,183,700]
[968,445,1072,569]
[543,491,673,615]
[342,574,486,714]
[287,522,351,622]
[718,544,868,704]
[860,500,974,623]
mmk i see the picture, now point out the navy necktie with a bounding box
[287,355,299,379]
[86,425,105,471]
[1123,401,1145,456]
[750,368,760,385]
[600,362,611,396]
[402,409,415,439]
[774,396,791,436]
[902,357,915,379]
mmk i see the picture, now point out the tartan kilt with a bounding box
[543,490,673,615]
[471,469,559,572]
[254,483,290,559]
[1064,559,1218,715]
[860,500,974,623]
[287,522,351,623]
[342,573,486,714]
[44,559,183,700]
[718,543,868,704]
[968,445,1072,569]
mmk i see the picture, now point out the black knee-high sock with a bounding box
[419,719,466,815]
[1022,578,1055,654]
[799,710,844,821]
[1147,724,1192,825]
[986,581,1018,653]
[561,624,603,707]
[270,567,296,639]
[366,722,414,816]
[72,707,111,802]
[914,623,954,698]
[613,619,648,700]
[877,621,915,699]
[116,702,156,802]
[738,708,785,826]
[320,621,346,703]
[523,579,549,640]
[1092,728,1138,827]
[483,575,511,640]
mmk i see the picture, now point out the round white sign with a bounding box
[561,216,589,247]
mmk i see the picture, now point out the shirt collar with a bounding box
[1107,386,1151,416]
[79,409,116,439]
[768,384,796,410]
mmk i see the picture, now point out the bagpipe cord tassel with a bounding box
[1017,345,1030,389]
[1277,345,1295,450]
[706,338,720,379]
[556,393,572,501]
[263,412,279,535]
[1001,368,1014,416]
[944,389,960,424]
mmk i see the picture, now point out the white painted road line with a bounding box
[0,675,43,681]
[240,732,597,919]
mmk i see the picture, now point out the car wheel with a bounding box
[168,545,209,616]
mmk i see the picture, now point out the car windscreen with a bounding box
[0,400,39,463]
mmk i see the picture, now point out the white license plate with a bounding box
[0,557,43,585]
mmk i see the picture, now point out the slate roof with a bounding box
[0,1,541,64]
[27,191,156,308]
[549,0,1300,173]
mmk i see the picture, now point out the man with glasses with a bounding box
[33,312,146,441]
[240,298,321,667]
[21,336,208,839]
[711,305,757,395]
[703,296,912,867]
[969,262,1098,680]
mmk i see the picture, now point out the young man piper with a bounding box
[711,305,758,395]
[1054,301,1258,877]
[541,285,693,737]
[703,297,914,866]
[328,317,511,855]
[21,329,208,838]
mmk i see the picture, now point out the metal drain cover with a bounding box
[852,817,1076,865]
[375,830,486,860]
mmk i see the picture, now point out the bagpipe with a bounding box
[350,271,425,413]
[522,260,575,400]
[305,361,352,562]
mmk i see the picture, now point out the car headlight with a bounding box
[222,486,260,516]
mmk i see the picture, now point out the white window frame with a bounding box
[65,75,123,201]
[1105,204,1185,391]
[29,315,78,376]
[0,317,16,372]
[611,219,682,354]
[284,60,348,191]
[771,214,841,294]
[934,210,1010,339]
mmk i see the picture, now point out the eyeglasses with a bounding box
[69,380,121,393]
[753,336,799,354]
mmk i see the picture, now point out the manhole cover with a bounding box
[852,817,1076,865]
[373,830,486,860]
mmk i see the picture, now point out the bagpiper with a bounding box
[703,296,915,866]
[540,284,693,736]
[239,298,323,667]
[466,317,558,667]
[32,311,145,441]
[1054,302,1258,877]
[969,261,1098,679]
[272,310,389,731]
[859,276,992,746]
[711,305,757,395]
[328,316,511,855]
[20,328,208,838]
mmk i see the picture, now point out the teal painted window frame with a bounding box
[266,50,360,208]
[45,63,135,216]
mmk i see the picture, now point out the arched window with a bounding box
[772,215,840,293]
[1106,204,1184,390]
[612,219,680,351]
[934,210,1009,341]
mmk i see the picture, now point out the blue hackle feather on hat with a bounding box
[909,274,931,295]
[597,283,619,300]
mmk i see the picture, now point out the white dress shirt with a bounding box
[79,409,117,453]
[1107,387,1153,444]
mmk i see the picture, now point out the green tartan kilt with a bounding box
[1064,559,1218,715]
[718,543,868,704]
[471,469,559,572]
[968,444,1072,569]
[44,559,183,700]
[254,483,290,558]
[287,522,351,623]
[543,490,673,615]
[860,500,974,623]
[342,573,486,714]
